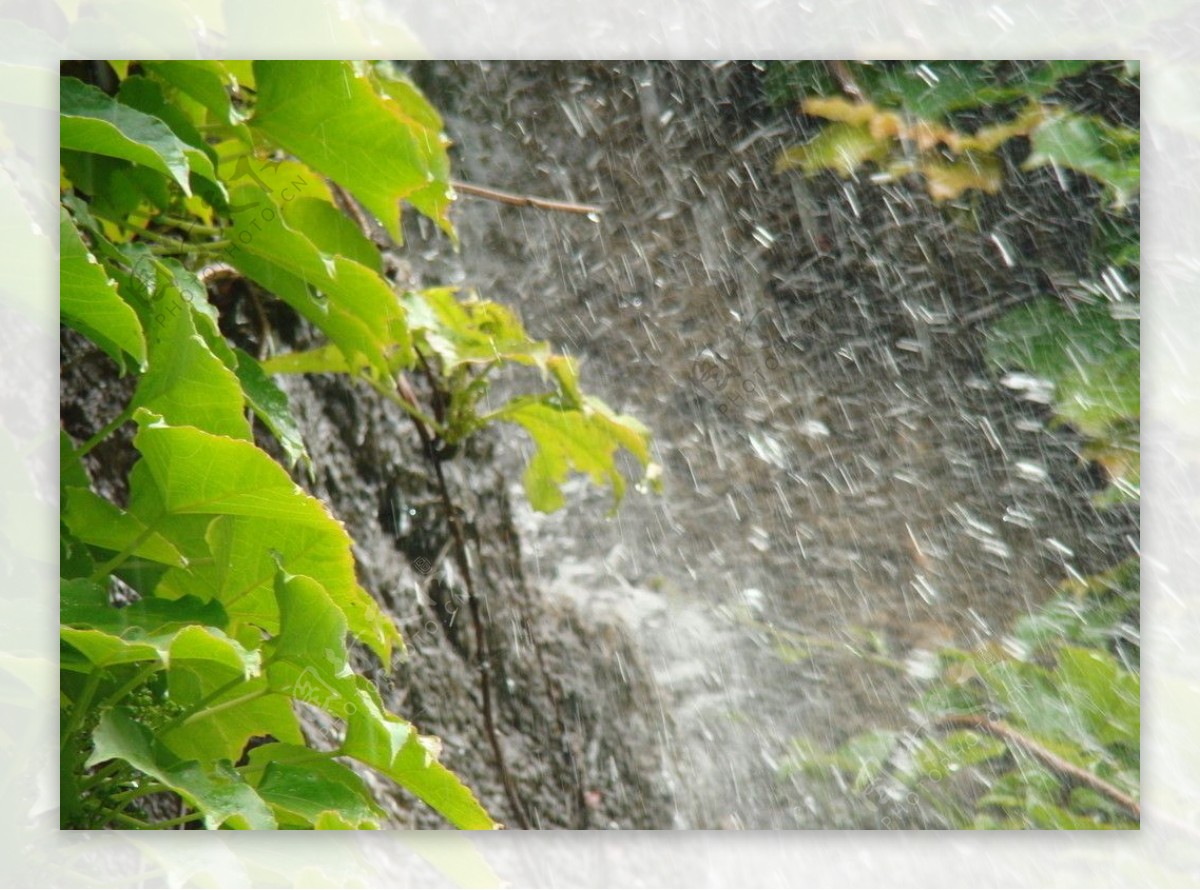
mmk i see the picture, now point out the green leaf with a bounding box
[283,196,381,273]
[129,261,251,441]
[62,486,187,568]
[129,413,401,661]
[260,344,353,376]
[116,74,218,171]
[142,61,242,126]
[1055,347,1139,437]
[1054,646,1140,751]
[161,674,302,765]
[87,707,276,829]
[250,61,452,241]
[986,298,1138,437]
[833,729,900,791]
[60,578,227,633]
[1024,111,1140,209]
[60,430,91,493]
[371,64,455,236]
[497,379,660,513]
[245,743,384,829]
[403,287,551,371]
[231,348,313,473]
[223,184,410,376]
[61,76,198,195]
[267,570,494,829]
[60,208,147,370]
[910,730,1007,779]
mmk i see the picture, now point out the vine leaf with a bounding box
[244,743,385,829]
[284,196,382,273]
[250,60,454,241]
[231,348,313,474]
[267,569,497,830]
[1024,111,1140,209]
[160,672,304,766]
[60,209,146,371]
[497,358,660,513]
[87,707,276,829]
[129,412,402,662]
[60,578,226,632]
[129,265,252,441]
[224,183,410,377]
[402,287,551,371]
[61,76,218,194]
[62,487,186,568]
[141,61,244,127]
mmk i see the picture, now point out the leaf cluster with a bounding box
[60,60,657,829]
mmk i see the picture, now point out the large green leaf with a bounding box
[61,76,210,195]
[160,674,303,765]
[496,361,660,513]
[130,264,251,440]
[250,60,452,241]
[60,208,146,370]
[142,61,243,126]
[1054,646,1139,751]
[245,743,385,829]
[116,75,218,168]
[129,413,401,661]
[283,196,381,273]
[267,570,495,829]
[223,183,410,376]
[1025,110,1140,209]
[60,578,227,632]
[986,298,1139,438]
[231,348,312,473]
[87,707,276,829]
[62,486,186,568]
[1056,347,1139,438]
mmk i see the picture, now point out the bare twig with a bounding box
[935,713,1140,821]
[829,61,865,101]
[452,179,602,216]
[397,362,533,830]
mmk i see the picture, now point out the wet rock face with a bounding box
[61,318,673,831]
[402,61,1136,828]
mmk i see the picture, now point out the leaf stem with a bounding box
[78,759,124,791]
[371,375,446,439]
[109,781,170,804]
[61,669,103,751]
[151,809,204,829]
[77,406,134,457]
[99,807,153,828]
[88,524,159,584]
[159,683,266,737]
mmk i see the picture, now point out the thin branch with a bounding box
[829,61,865,101]
[452,180,602,217]
[328,181,375,239]
[935,713,1140,821]
[404,356,533,830]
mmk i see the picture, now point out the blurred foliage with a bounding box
[769,60,1139,208]
[774,60,1139,831]
[986,298,1139,506]
[782,562,1140,829]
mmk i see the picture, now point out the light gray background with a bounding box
[2,1,1195,885]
